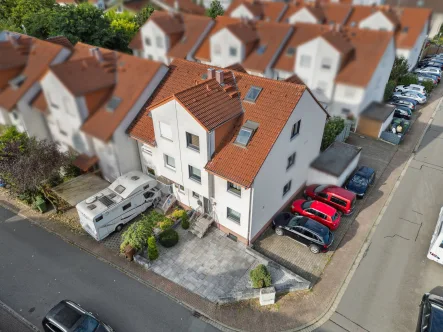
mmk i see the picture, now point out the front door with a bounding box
[203,197,212,214]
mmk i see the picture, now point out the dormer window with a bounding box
[145,37,151,46]
[106,96,121,112]
[402,26,409,33]
[321,58,332,70]
[229,47,237,57]
[9,74,26,90]
[214,44,221,55]
[286,47,295,57]
[244,86,262,103]
[234,120,259,147]
[256,45,267,55]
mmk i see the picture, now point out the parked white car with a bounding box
[428,207,443,265]
[417,75,437,85]
[395,84,427,96]
[393,91,427,104]
[415,67,442,76]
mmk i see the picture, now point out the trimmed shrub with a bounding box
[321,116,345,151]
[384,80,396,101]
[181,218,190,229]
[250,264,272,289]
[159,229,179,248]
[422,80,435,94]
[147,236,159,261]
[398,73,418,86]
[158,217,174,230]
[171,208,187,220]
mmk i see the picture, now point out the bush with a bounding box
[249,264,272,289]
[158,218,174,230]
[321,116,345,151]
[422,80,435,94]
[181,218,190,230]
[398,73,418,85]
[158,229,179,248]
[147,236,159,261]
[384,80,396,101]
[171,208,187,220]
[120,219,153,252]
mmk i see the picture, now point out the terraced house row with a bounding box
[129,3,431,118]
[0,31,327,244]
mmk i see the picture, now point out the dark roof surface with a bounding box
[361,102,394,122]
[310,141,361,177]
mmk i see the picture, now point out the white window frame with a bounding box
[227,207,241,224]
[291,120,301,140]
[188,165,201,183]
[300,55,311,68]
[287,152,296,170]
[321,57,332,70]
[156,36,163,48]
[229,47,237,57]
[164,154,176,170]
[283,180,292,196]
[159,122,173,141]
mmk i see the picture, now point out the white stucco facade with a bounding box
[358,12,394,31]
[398,20,429,69]
[230,4,256,20]
[287,8,319,25]
[141,20,171,64]
[210,28,244,68]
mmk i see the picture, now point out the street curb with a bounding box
[0,200,237,332]
[294,96,443,332]
[0,299,40,332]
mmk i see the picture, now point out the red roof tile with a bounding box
[322,3,352,24]
[46,36,74,50]
[225,0,287,22]
[395,7,432,49]
[163,0,205,15]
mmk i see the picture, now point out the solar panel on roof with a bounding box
[106,96,121,112]
[99,196,114,207]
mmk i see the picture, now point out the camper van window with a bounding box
[95,216,103,222]
[115,185,126,194]
[440,240,443,249]
[143,184,150,190]
[144,191,155,199]
[123,203,131,211]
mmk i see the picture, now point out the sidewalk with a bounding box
[0,88,441,332]
[0,301,39,332]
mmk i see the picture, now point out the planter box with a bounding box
[259,287,276,306]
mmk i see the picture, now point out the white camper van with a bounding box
[76,171,161,241]
[428,207,443,265]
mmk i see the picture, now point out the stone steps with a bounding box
[189,214,213,238]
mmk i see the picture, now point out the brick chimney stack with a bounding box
[89,47,103,62]
[207,68,215,79]
[215,70,224,84]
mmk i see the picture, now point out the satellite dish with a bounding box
[85,196,97,204]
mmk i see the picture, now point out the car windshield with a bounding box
[74,315,99,332]
[301,201,313,210]
[288,217,302,228]
[429,302,443,331]
[314,185,328,193]
[332,213,339,221]
[352,175,368,186]
[417,92,425,98]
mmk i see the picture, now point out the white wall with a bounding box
[41,71,95,156]
[329,84,365,118]
[250,91,327,240]
[0,108,11,126]
[141,20,170,64]
[379,111,394,137]
[230,4,255,20]
[296,37,341,103]
[429,13,443,37]
[358,11,394,31]
[210,28,244,68]
[213,175,252,240]
[401,20,429,70]
[288,8,318,24]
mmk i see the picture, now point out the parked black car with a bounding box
[42,300,113,332]
[272,213,334,254]
[387,98,416,110]
[416,293,443,332]
[394,107,412,119]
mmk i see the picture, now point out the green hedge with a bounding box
[250,264,272,289]
[397,73,418,86]
[147,236,159,261]
[384,80,396,101]
[159,229,179,248]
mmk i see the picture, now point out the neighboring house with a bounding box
[39,42,168,182]
[273,24,395,119]
[344,5,431,69]
[129,11,213,64]
[0,32,71,141]
[193,17,293,77]
[128,59,328,244]
[224,0,288,22]
[385,0,443,38]
[149,0,206,15]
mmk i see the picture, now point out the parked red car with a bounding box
[291,199,341,230]
[304,184,356,216]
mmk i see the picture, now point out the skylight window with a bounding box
[106,96,121,112]
[244,86,262,103]
[286,47,295,57]
[114,185,126,194]
[87,204,97,210]
[403,26,409,33]
[256,45,267,55]
[234,120,259,147]
[9,74,26,90]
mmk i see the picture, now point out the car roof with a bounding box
[304,218,330,238]
[356,166,374,178]
[323,185,355,200]
[311,200,336,215]
[46,301,84,330]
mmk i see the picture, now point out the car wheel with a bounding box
[275,227,284,236]
[309,244,320,254]
[115,224,124,232]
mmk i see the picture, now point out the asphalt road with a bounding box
[316,102,443,331]
[0,206,219,332]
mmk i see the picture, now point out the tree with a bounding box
[0,126,27,150]
[206,0,224,19]
[135,5,154,27]
[321,116,345,151]
[105,9,139,52]
[249,264,272,289]
[0,137,70,211]
[8,0,56,27]
[384,80,396,101]
[147,236,159,261]
[389,56,409,82]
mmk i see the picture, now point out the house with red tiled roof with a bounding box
[0,32,72,140]
[39,42,168,182]
[128,59,328,244]
[129,11,213,64]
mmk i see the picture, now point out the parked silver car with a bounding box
[393,91,427,104]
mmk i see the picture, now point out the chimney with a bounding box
[335,24,342,32]
[89,47,103,62]
[207,68,215,79]
[174,0,179,11]
[215,70,224,84]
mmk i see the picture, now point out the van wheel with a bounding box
[275,227,284,236]
[309,244,320,254]
[115,224,123,232]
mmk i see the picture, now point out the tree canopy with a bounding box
[389,56,409,82]
[206,0,224,19]
[321,117,345,151]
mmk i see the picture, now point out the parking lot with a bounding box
[252,84,443,284]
